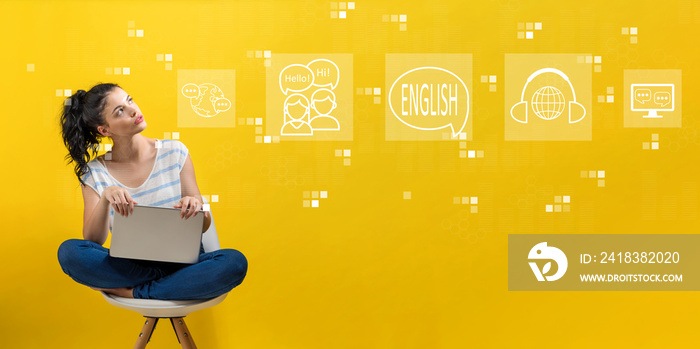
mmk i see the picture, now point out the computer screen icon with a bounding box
[630,83,674,118]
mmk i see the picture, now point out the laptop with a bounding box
[110,205,204,264]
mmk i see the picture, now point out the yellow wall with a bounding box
[2,0,700,347]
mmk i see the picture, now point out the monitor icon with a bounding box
[631,83,674,118]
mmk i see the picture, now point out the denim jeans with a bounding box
[57,239,248,300]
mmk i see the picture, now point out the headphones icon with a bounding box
[510,68,586,124]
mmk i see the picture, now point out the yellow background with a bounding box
[2,0,700,348]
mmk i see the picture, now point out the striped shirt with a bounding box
[81,139,189,231]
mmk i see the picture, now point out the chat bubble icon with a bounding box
[634,88,651,104]
[279,64,314,95]
[308,59,340,90]
[181,83,200,98]
[388,67,469,138]
[654,92,671,108]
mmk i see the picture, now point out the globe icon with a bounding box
[531,86,565,120]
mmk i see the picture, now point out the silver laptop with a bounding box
[110,205,204,264]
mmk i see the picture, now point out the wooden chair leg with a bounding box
[170,317,197,349]
[134,317,158,349]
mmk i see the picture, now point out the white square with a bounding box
[264,136,272,143]
[136,29,143,37]
[594,56,602,63]
[202,204,210,212]
[534,22,542,30]
[320,191,328,199]
[525,31,533,39]
[630,27,637,35]
[403,191,411,200]
[211,195,219,202]
[606,95,614,103]
[563,195,570,203]
[264,50,271,58]
[399,14,407,22]
[546,205,553,212]
[155,140,162,149]
[373,87,381,95]
[104,144,113,151]
[651,142,659,150]
[165,54,172,62]
[343,149,351,157]
[64,89,72,97]
[27,63,35,72]
[255,117,263,125]
[470,197,478,204]
[311,200,319,208]
[598,170,605,178]
[170,132,179,140]
[123,67,130,75]
[348,2,355,9]
[489,75,497,83]
[339,11,346,18]
[468,150,476,158]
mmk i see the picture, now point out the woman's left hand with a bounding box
[174,196,204,219]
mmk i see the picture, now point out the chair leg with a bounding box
[170,317,197,349]
[134,317,158,349]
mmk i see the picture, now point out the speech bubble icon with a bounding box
[654,92,671,108]
[634,88,651,104]
[182,83,200,98]
[215,97,232,113]
[279,64,314,95]
[388,67,469,138]
[308,59,340,90]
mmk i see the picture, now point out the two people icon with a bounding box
[281,89,339,136]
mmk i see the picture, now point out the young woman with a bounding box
[57,83,247,300]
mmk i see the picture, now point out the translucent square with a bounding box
[339,11,346,19]
[154,140,162,149]
[202,195,210,202]
[399,14,407,22]
[554,196,562,203]
[263,136,272,143]
[563,195,570,203]
[525,31,533,39]
[630,27,637,35]
[255,136,262,143]
[157,54,164,61]
[535,22,542,30]
[356,88,364,95]
[607,87,614,94]
[136,29,143,37]
[651,142,659,150]
[343,158,351,166]
[526,22,533,30]
[335,149,342,157]
[577,56,585,63]
[246,51,254,58]
[123,67,130,75]
[489,84,497,92]
[255,117,263,125]
[343,149,351,157]
[470,206,478,213]
[255,51,263,58]
[348,2,355,10]
[64,89,72,97]
[312,191,319,198]
[470,197,478,204]
[365,87,372,95]
[462,197,469,204]
[554,205,562,212]
[382,14,390,22]
[263,59,271,67]
[598,179,605,187]
[621,27,629,35]
[247,118,254,125]
[403,191,411,200]
[563,204,570,212]
[172,132,179,139]
[320,191,328,199]
[517,22,525,30]
[597,95,605,103]
[114,67,121,75]
[339,2,346,10]
[27,63,34,72]
[106,67,113,75]
[303,200,310,208]
[630,36,637,44]
[453,197,460,204]
[391,14,398,22]
[468,150,476,158]
[517,31,525,39]
[104,153,112,160]
[642,142,650,150]
[606,95,614,103]
[594,65,602,73]
[459,133,467,140]
[311,200,319,208]
[211,195,219,202]
[580,170,588,178]
[459,141,467,149]
[373,87,381,95]
[651,133,659,141]
[459,150,467,158]
[585,56,593,64]
[165,63,172,70]
[588,171,597,178]
[128,29,135,37]
[165,54,172,62]
[264,51,271,58]
[128,20,135,28]
[56,89,63,97]
[480,75,488,83]
[303,191,310,199]
[546,205,553,212]
[374,96,381,104]
[476,150,484,158]
[255,126,263,134]
[330,2,338,9]
[489,75,497,83]
[399,23,407,31]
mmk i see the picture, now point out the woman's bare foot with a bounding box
[90,286,134,298]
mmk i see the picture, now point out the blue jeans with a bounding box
[57,239,247,300]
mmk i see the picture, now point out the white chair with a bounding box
[102,211,227,349]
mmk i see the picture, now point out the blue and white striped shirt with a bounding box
[81,139,189,231]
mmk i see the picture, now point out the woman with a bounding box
[57,83,247,300]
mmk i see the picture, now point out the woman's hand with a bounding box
[174,196,209,220]
[101,186,137,217]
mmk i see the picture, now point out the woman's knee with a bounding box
[215,249,248,280]
[57,239,101,270]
